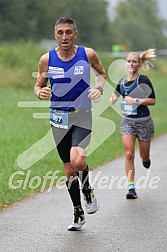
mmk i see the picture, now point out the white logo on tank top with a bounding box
[74,66,84,75]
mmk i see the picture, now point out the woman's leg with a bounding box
[122,134,138,199]
[137,117,154,168]
[138,140,151,161]
[122,134,136,182]
[138,140,151,168]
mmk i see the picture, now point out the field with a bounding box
[0,42,167,209]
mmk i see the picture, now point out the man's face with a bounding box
[54,23,78,50]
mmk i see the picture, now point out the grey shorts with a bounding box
[120,117,154,141]
[52,110,92,163]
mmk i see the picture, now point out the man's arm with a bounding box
[85,48,106,102]
[34,53,51,100]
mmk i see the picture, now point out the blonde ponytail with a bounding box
[139,49,156,70]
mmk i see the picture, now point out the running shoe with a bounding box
[83,187,98,214]
[142,159,151,169]
[68,207,85,231]
[126,189,138,199]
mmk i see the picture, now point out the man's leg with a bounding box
[70,147,98,214]
[64,162,85,231]
[52,126,85,230]
[64,162,81,208]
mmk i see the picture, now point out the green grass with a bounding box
[0,43,167,209]
[0,88,63,207]
[0,41,46,88]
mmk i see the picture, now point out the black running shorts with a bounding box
[52,110,92,163]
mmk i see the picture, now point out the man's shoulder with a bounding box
[40,52,49,63]
[84,47,98,63]
[84,47,95,55]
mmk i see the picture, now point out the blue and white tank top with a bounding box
[48,46,91,111]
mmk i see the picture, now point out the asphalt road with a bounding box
[0,135,167,252]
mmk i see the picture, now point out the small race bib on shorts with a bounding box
[121,101,137,115]
[50,110,69,129]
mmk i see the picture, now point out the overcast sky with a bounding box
[107,0,167,20]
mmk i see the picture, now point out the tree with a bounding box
[0,0,45,40]
[109,0,166,50]
[0,0,112,50]
[40,0,111,50]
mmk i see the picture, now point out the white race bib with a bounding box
[121,101,137,115]
[50,110,69,129]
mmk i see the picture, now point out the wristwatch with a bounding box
[95,86,103,95]
[134,98,139,104]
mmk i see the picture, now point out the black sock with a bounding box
[77,165,90,188]
[77,165,92,196]
[66,178,81,208]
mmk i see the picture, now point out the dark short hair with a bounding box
[55,17,77,30]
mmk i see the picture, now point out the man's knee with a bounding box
[70,147,86,170]
[71,157,85,171]
[64,163,76,179]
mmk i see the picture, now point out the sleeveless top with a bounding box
[48,46,91,111]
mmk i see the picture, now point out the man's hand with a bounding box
[88,88,101,102]
[39,86,51,100]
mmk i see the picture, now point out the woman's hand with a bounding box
[109,93,118,104]
[124,96,135,104]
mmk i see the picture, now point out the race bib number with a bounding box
[50,110,69,129]
[121,101,137,115]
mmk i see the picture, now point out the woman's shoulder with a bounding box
[139,74,150,82]
[119,76,126,85]
[139,75,153,88]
